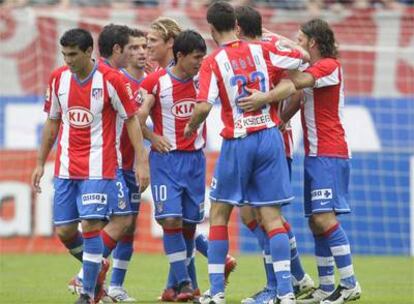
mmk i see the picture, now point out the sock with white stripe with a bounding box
[284,221,305,282]
[314,234,335,292]
[101,230,117,258]
[163,227,190,285]
[268,227,293,297]
[325,223,357,288]
[82,230,104,298]
[262,230,277,291]
[61,231,83,262]
[208,225,228,296]
[110,234,134,288]
[183,226,198,289]
[195,232,208,257]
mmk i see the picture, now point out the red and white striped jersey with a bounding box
[117,68,147,171]
[197,40,303,139]
[301,58,350,158]
[141,68,206,151]
[44,62,138,179]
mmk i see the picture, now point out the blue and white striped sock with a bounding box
[82,230,103,298]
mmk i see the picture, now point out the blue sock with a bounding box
[268,228,293,297]
[246,220,266,249]
[195,232,208,257]
[110,235,134,288]
[314,234,335,292]
[284,221,305,282]
[184,226,198,289]
[166,268,177,289]
[61,231,83,262]
[262,232,277,291]
[82,231,103,298]
[325,223,357,288]
[208,225,228,296]
[163,228,190,285]
[101,230,117,258]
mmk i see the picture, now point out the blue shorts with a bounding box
[121,169,141,214]
[149,150,205,223]
[109,169,134,216]
[53,178,118,225]
[286,157,292,181]
[209,127,293,206]
[304,156,351,217]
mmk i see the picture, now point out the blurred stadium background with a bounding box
[0,0,413,279]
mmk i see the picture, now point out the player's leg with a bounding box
[248,128,295,303]
[150,151,192,302]
[299,157,360,304]
[76,179,117,303]
[108,169,140,302]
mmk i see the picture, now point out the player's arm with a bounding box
[124,115,150,192]
[262,29,310,63]
[184,102,212,138]
[280,90,303,123]
[238,79,297,112]
[184,58,217,138]
[32,118,60,193]
[137,91,172,153]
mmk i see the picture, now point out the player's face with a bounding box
[178,50,206,78]
[126,36,147,70]
[61,45,92,74]
[147,29,170,63]
[297,30,310,52]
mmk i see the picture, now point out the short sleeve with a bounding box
[304,58,340,88]
[197,57,219,104]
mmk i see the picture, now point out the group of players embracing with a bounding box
[32,1,362,304]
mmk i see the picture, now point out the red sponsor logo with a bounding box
[171,99,196,119]
[67,106,94,128]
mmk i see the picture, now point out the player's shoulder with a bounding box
[49,65,69,79]
[313,57,341,70]
[143,69,166,83]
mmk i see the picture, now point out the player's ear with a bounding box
[309,38,317,50]
[113,44,122,55]
[166,37,174,49]
[235,24,241,38]
[85,46,93,57]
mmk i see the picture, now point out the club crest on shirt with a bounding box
[67,106,94,128]
[170,99,196,119]
[92,88,103,100]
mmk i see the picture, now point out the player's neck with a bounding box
[216,31,238,46]
[310,49,322,65]
[125,66,145,81]
[170,65,190,81]
[159,54,174,69]
[76,60,95,80]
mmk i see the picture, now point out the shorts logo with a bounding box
[82,193,107,205]
[67,106,94,128]
[199,202,205,213]
[118,198,127,210]
[155,201,163,213]
[311,188,333,201]
[131,193,140,203]
[211,177,217,189]
[170,99,196,119]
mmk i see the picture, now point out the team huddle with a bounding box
[31,1,362,304]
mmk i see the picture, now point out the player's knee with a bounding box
[310,213,337,234]
[160,217,182,229]
[239,206,255,226]
[209,201,232,225]
[55,224,78,241]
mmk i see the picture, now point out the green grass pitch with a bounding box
[0,254,413,303]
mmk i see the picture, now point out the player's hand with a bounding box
[151,134,172,153]
[238,87,269,112]
[135,155,150,193]
[184,123,195,138]
[31,165,44,193]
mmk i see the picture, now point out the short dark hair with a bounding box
[173,30,207,63]
[98,24,131,58]
[300,19,338,58]
[60,28,93,52]
[235,5,262,38]
[207,1,236,33]
[129,28,146,38]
